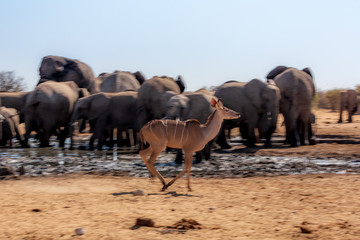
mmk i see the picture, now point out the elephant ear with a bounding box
[87,94,109,121]
[133,71,146,85]
[244,79,266,110]
[302,67,313,78]
[161,91,178,114]
[176,75,186,93]
[53,60,65,73]
[266,65,288,80]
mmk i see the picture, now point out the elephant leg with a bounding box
[284,123,298,147]
[216,122,232,149]
[117,129,125,147]
[203,140,212,160]
[125,130,131,147]
[246,120,257,148]
[338,107,343,123]
[23,121,32,148]
[348,110,353,123]
[105,127,113,148]
[308,121,316,145]
[264,125,276,148]
[194,151,203,164]
[89,132,96,150]
[298,118,306,146]
[39,131,51,147]
[175,149,183,164]
[59,125,69,148]
[240,122,248,141]
[132,129,138,146]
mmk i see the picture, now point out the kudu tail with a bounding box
[139,128,149,150]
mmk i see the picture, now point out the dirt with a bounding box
[0,109,359,239]
[229,109,360,159]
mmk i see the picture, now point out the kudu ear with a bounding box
[217,98,224,108]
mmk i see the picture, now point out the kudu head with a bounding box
[211,98,240,120]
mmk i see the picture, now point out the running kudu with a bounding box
[139,98,240,191]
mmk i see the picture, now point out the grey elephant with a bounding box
[0,107,23,147]
[23,81,89,147]
[38,55,97,94]
[338,89,358,123]
[267,66,316,147]
[214,79,280,148]
[165,91,217,163]
[70,91,139,150]
[0,91,31,123]
[97,71,145,92]
[137,75,185,127]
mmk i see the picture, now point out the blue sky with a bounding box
[1,0,359,91]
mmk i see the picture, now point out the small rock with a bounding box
[299,226,312,234]
[75,228,85,236]
[133,218,155,228]
[169,218,202,230]
[133,189,147,196]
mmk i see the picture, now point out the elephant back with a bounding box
[214,81,246,114]
[99,71,141,92]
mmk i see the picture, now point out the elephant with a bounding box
[23,81,89,147]
[0,91,31,123]
[338,89,358,123]
[0,91,31,112]
[214,79,280,148]
[164,91,217,163]
[70,91,139,150]
[137,75,185,127]
[97,70,146,93]
[38,55,97,94]
[266,65,289,80]
[0,107,23,147]
[267,66,316,147]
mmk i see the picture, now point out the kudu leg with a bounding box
[139,147,155,178]
[163,151,193,191]
[140,147,167,187]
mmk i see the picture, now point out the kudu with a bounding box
[139,98,240,191]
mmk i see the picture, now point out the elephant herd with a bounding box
[2,55,354,162]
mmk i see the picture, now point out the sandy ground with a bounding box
[231,109,360,159]
[0,109,359,239]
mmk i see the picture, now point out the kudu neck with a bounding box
[201,109,223,141]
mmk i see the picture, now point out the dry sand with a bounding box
[0,109,359,239]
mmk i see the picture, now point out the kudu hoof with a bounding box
[161,185,168,192]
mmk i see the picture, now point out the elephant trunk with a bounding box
[352,105,358,114]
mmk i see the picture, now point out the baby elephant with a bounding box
[0,107,23,147]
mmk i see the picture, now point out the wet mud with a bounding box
[1,134,360,179]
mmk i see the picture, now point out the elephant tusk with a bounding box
[267,112,272,121]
